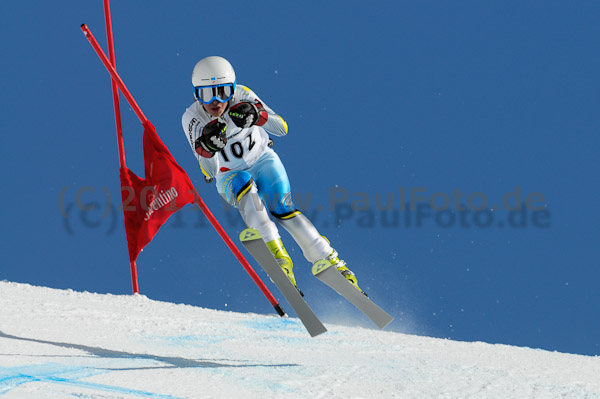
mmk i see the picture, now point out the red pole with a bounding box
[80,24,284,315]
[129,260,139,293]
[81,24,147,123]
[103,0,126,169]
[194,195,284,315]
[102,1,139,294]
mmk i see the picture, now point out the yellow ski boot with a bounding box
[327,251,366,296]
[265,238,298,289]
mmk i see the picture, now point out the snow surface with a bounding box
[1,281,599,399]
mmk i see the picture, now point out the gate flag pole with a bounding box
[80,23,285,316]
[101,0,139,294]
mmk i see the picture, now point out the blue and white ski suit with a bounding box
[182,85,332,263]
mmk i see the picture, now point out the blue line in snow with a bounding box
[0,363,183,398]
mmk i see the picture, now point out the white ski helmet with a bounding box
[191,56,236,103]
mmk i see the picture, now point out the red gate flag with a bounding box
[121,120,198,262]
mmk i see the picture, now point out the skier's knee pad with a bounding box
[268,192,299,219]
[219,171,256,207]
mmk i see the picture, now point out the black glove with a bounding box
[228,102,268,128]
[195,119,227,158]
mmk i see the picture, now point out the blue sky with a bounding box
[1,1,599,355]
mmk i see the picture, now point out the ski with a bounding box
[240,228,327,337]
[312,260,394,329]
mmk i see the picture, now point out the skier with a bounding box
[181,56,363,294]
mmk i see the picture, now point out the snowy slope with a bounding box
[0,281,599,399]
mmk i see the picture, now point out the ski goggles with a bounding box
[194,83,235,104]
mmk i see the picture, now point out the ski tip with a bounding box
[378,316,395,330]
[240,228,261,242]
[309,328,328,338]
